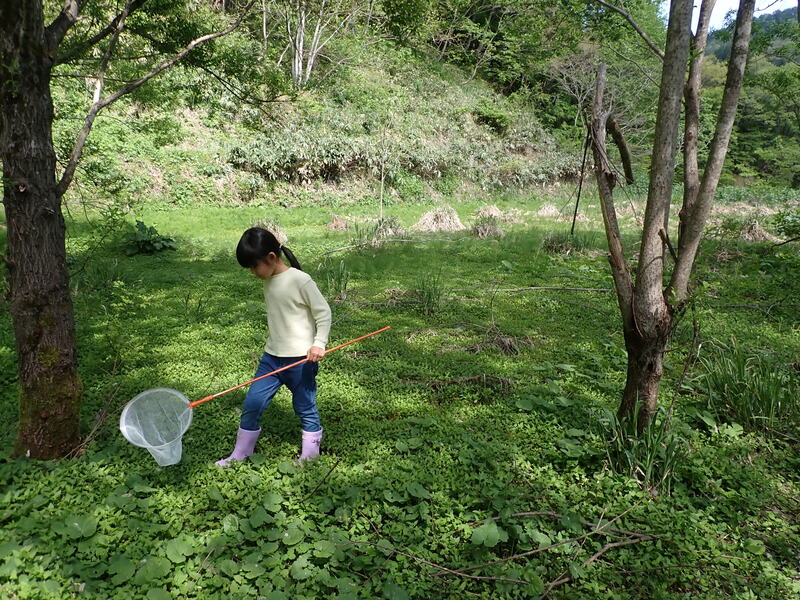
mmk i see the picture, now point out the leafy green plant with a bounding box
[697,339,798,434]
[123,220,176,256]
[600,407,685,496]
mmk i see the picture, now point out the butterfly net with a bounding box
[119,388,193,466]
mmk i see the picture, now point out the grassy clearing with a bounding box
[1,190,798,599]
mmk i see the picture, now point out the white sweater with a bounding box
[262,268,332,357]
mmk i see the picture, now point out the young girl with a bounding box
[216,227,331,467]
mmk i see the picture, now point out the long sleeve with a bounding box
[300,279,332,349]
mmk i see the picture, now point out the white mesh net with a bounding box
[119,388,193,466]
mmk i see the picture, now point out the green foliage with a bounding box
[696,339,799,434]
[391,170,426,202]
[473,101,513,134]
[773,208,800,238]
[123,220,177,255]
[714,184,800,205]
[1,197,800,599]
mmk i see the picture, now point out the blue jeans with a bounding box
[240,353,321,433]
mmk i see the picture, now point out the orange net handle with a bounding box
[189,326,391,409]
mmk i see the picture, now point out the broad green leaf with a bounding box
[289,555,311,580]
[249,506,270,528]
[222,514,240,534]
[560,512,583,534]
[146,589,171,600]
[165,538,193,563]
[515,397,534,411]
[263,492,283,513]
[133,556,170,584]
[207,486,224,502]
[743,538,766,555]
[471,521,500,547]
[278,460,297,474]
[406,482,430,499]
[281,523,305,546]
[568,561,586,579]
[530,530,551,548]
[557,438,583,458]
[219,558,239,576]
[108,556,136,585]
[59,514,98,539]
[313,540,337,558]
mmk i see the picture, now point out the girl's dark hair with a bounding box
[236,227,302,271]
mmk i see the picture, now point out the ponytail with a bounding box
[237,227,303,271]
[280,246,303,271]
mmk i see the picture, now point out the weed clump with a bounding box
[472,215,504,239]
[697,339,798,434]
[541,230,599,255]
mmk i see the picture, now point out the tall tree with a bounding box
[591,0,756,429]
[0,0,249,459]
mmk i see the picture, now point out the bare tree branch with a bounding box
[54,0,148,66]
[45,0,87,52]
[679,0,716,242]
[55,1,256,198]
[592,0,665,60]
[668,0,757,301]
[590,64,635,331]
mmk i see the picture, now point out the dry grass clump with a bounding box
[251,219,288,245]
[414,206,466,232]
[537,203,590,223]
[328,215,349,230]
[475,205,503,219]
[740,221,781,243]
[537,203,562,218]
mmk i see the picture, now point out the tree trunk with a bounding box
[1,1,83,458]
[619,315,671,431]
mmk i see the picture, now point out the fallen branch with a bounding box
[541,536,653,597]
[300,457,342,503]
[341,541,530,586]
[440,504,645,577]
[774,235,800,246]
[464,286,611,293]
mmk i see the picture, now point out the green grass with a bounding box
[0,194,799,599]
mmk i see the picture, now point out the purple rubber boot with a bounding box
[298,429,323,463]
[215,427,261,467]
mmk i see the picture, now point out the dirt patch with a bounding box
[414,206,466,232]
